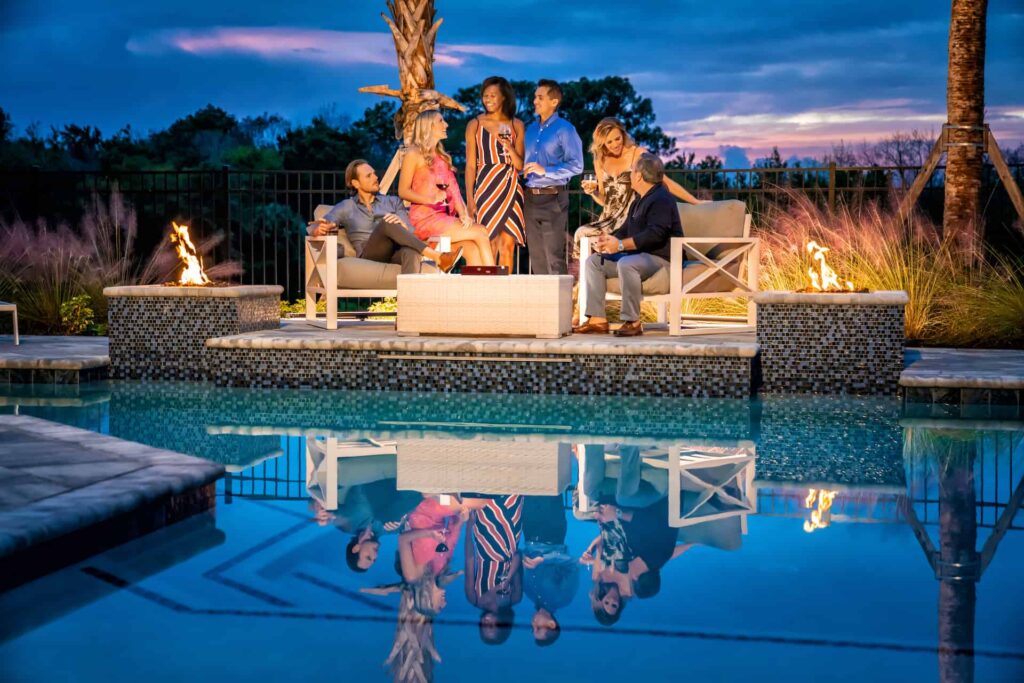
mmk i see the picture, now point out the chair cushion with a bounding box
[677,200,747,257]
[337,257,437,290]
[605,259,744,296]
[338,257,402,289]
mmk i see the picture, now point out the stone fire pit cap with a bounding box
[103,284,283,298]
[753,290,908,305]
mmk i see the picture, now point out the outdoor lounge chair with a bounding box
[578,199,760,336]
[304,204,437,330]
[0,301,18,345]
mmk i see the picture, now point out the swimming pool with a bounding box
[1,381,1021,682]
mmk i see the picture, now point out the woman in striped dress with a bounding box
[464,493,524,644]
[465,76,526,269]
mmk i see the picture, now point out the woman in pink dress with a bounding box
[399,110,496,267]
[393,495,465,616]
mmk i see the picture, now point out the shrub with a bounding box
[59,294,95,335]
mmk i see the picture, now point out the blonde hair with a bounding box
[590,118,634,164]
[410,110,453,170]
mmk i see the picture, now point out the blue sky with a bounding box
[1,0,1022,160]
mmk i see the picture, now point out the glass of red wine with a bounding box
[498,123,512,163]
[436,182,449,214]
[435,516,451,553]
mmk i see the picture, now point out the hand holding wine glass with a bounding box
[582,173,598,196]
[497,123,513,162]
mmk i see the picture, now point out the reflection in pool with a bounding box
[0,382,1021,682]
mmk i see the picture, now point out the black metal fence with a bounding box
[2,163,1021,301]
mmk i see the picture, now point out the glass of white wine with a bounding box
[582,173,598,196]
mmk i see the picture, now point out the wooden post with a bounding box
[898,128,948,220]
[986,127,1024,225]
[827,162,836,212]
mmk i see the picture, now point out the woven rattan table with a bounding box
[396,274,573,338]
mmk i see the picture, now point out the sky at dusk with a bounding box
[1,0,1022,162]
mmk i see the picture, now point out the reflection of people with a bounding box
[465,76,526,268]
[330,479,422,573]
[399,110,496,266]
[581,503,633,626]
[522,79,584,275]
[620,498,693,598]
[522,495,579,646]
[464,494,524,645]
[574,153,684,338]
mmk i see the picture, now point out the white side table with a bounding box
[0,301,18,345]
[396,274,573,338]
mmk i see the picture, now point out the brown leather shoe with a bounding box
[614,320,644,337]
[438,246,464,274]
[572,320,610,334]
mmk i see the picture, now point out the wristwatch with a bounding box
[617,239,624,253]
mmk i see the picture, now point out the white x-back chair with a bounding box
[1,301,18,345]
[578,200,760,335]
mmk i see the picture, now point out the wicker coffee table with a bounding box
[396,274,573,338]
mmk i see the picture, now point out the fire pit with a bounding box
[754,241,908,395]
[105,223,281,380]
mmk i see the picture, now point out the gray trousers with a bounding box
[358,218,428,274]
[584,252,669,322]
[523,190,569,275]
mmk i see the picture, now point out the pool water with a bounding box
[1,382,1022,682]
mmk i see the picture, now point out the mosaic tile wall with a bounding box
[756,396,904,486]
[107,295,279,380]
[206,348,754,399]
[757,303,904,395]
[0,366,109,386]
[101,380,758,439]
[903,387,1024,420]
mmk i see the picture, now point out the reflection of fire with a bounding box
[169,222,210,286]
[806,241,854,292]
[803,488,838,533]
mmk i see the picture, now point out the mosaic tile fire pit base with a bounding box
[104,285,281,381]
[755,290,908,395]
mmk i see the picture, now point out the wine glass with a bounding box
[497,123,512,163]
[435,181,449,213]
[435,516,451,553]
[582,173,597,196]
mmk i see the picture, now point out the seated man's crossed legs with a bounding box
[358,216,461,274]
[575,252,668,337]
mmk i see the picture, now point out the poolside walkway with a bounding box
[0,414,223,590]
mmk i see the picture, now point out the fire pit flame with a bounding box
[169,222,210,286]
[803,488,838,533]
[806,241,854,292]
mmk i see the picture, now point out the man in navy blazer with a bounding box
[574,153,682,337]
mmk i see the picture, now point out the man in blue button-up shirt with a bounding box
[522,80,584,275]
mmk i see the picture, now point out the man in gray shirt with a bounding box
[308,159,459,273]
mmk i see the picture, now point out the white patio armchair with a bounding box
[578,199,760,336]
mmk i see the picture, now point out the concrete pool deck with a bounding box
[0,414,223,590]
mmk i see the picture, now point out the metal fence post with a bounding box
[219,164,231,266]
[828,162,836,212]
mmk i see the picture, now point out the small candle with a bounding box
[438,236,452,253]
[439,494,452,506]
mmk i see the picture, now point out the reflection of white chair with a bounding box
[0,301,18,345]
[305,437,397,510]
[656,445,756,529]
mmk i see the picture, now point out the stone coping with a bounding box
[103,284,283,298]
[754,290,909,305]
[206,320,758,358]
[901,347,1024,389]
[0,336,109,370]
[899,418,1024,431]
[0,415,224,560]
[205,423,758,447]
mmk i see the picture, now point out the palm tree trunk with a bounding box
[943,0,988,261]
[936,434,978,683]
